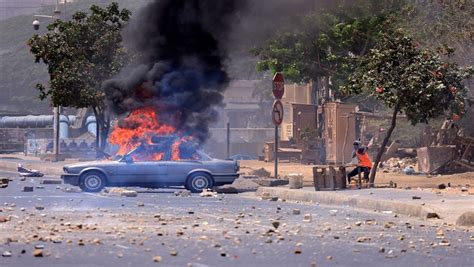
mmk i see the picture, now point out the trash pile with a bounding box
[250,168,271,178]
[17,164,44,177]
[381,157,418,174]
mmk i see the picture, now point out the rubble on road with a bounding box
[0,177,9,188]
[200,188,217,197]
[174,190,191,197]
[17,164,44,177]
[103,188,138,197]
[381,157,418,173]
[250,168,271,177]
[40,179,62,185]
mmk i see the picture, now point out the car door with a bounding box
[165,160,202,184]
[112,160,167,186]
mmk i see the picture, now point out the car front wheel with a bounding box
[79,171,106,192]
[186,172,213,193]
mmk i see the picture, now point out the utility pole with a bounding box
[226,122,230,159]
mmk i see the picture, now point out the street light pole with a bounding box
[33,0,62,161]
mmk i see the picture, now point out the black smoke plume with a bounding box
[103,0,246,144]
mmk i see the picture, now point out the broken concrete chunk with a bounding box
[356,236,371,243]
[456,212,474,226]
[33,249,43,257]
[303,214,312,223]
[200,189,217,197]
[2,251,12,257]
[23,186,34,192]
[426,212,440,219]
[40,179,62,185]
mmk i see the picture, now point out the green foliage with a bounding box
[342,30,473,124]
[254,1,402,89]
[28,2,131,109]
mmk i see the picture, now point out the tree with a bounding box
[28,3,131,151]
[342,30,473,186]
[254,1,403,103]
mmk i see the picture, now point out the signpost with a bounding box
[272,72,284,178]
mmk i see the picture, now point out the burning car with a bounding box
[61,143,240,193]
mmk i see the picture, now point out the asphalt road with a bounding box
[0,171,473,267]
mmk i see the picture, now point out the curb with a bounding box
[256,187,439,220]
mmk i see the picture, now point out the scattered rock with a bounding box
[439,240,451,246]
[426,213,440,219]
[356,236,370,243]
[456,212,474,226]
[437,184,446,190]
[170,250,178,256]
[355,221,362,226]
[436,228,444,237]
[137,202,145,207]
[329,210,338,216]
[269,197,278,201]
[2,251,12,257]
[303,214,312,223]
[272,221,280,229]
[412,196,421,200]
[326,256,333,260]
[153,256,162,262]
[22,186,34,192]
[251,178,288,187]
[292,209,301,215]
[174,190,191,197]
[261,192,271,200]
[35,206,45,211]
[461,187,468,192]
[33,249,43,257]
[379,247,385,253]
[294,249,302,254]
[0,216,9,223]
[40,179,62,185]
[200,189,217,197]
[251,168,271,177]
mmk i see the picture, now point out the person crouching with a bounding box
[347,147,372,184]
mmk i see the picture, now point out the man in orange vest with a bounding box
[347,142,372,184]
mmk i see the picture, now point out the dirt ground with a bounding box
[239,160,474,191]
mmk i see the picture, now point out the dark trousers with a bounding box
[347,166,371,183]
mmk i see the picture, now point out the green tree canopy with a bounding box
[27,2,131,150]
[254,1,403,102]
[342,30,473,184]
[28,2,131,108]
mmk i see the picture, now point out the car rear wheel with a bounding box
[186,172,213,193]
[79,171,106,192]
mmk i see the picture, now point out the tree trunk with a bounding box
[368,102,401,187]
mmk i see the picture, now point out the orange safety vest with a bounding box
[356,151,372,168]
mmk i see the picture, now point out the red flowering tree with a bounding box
[342,30,473,186]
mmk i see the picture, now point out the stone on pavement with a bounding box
[456,212,474,226]
[40,179,62,185]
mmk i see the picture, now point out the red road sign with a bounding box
[272,100,284,126]
[272,72,285,99]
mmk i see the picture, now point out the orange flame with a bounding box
[109,107,183,161]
